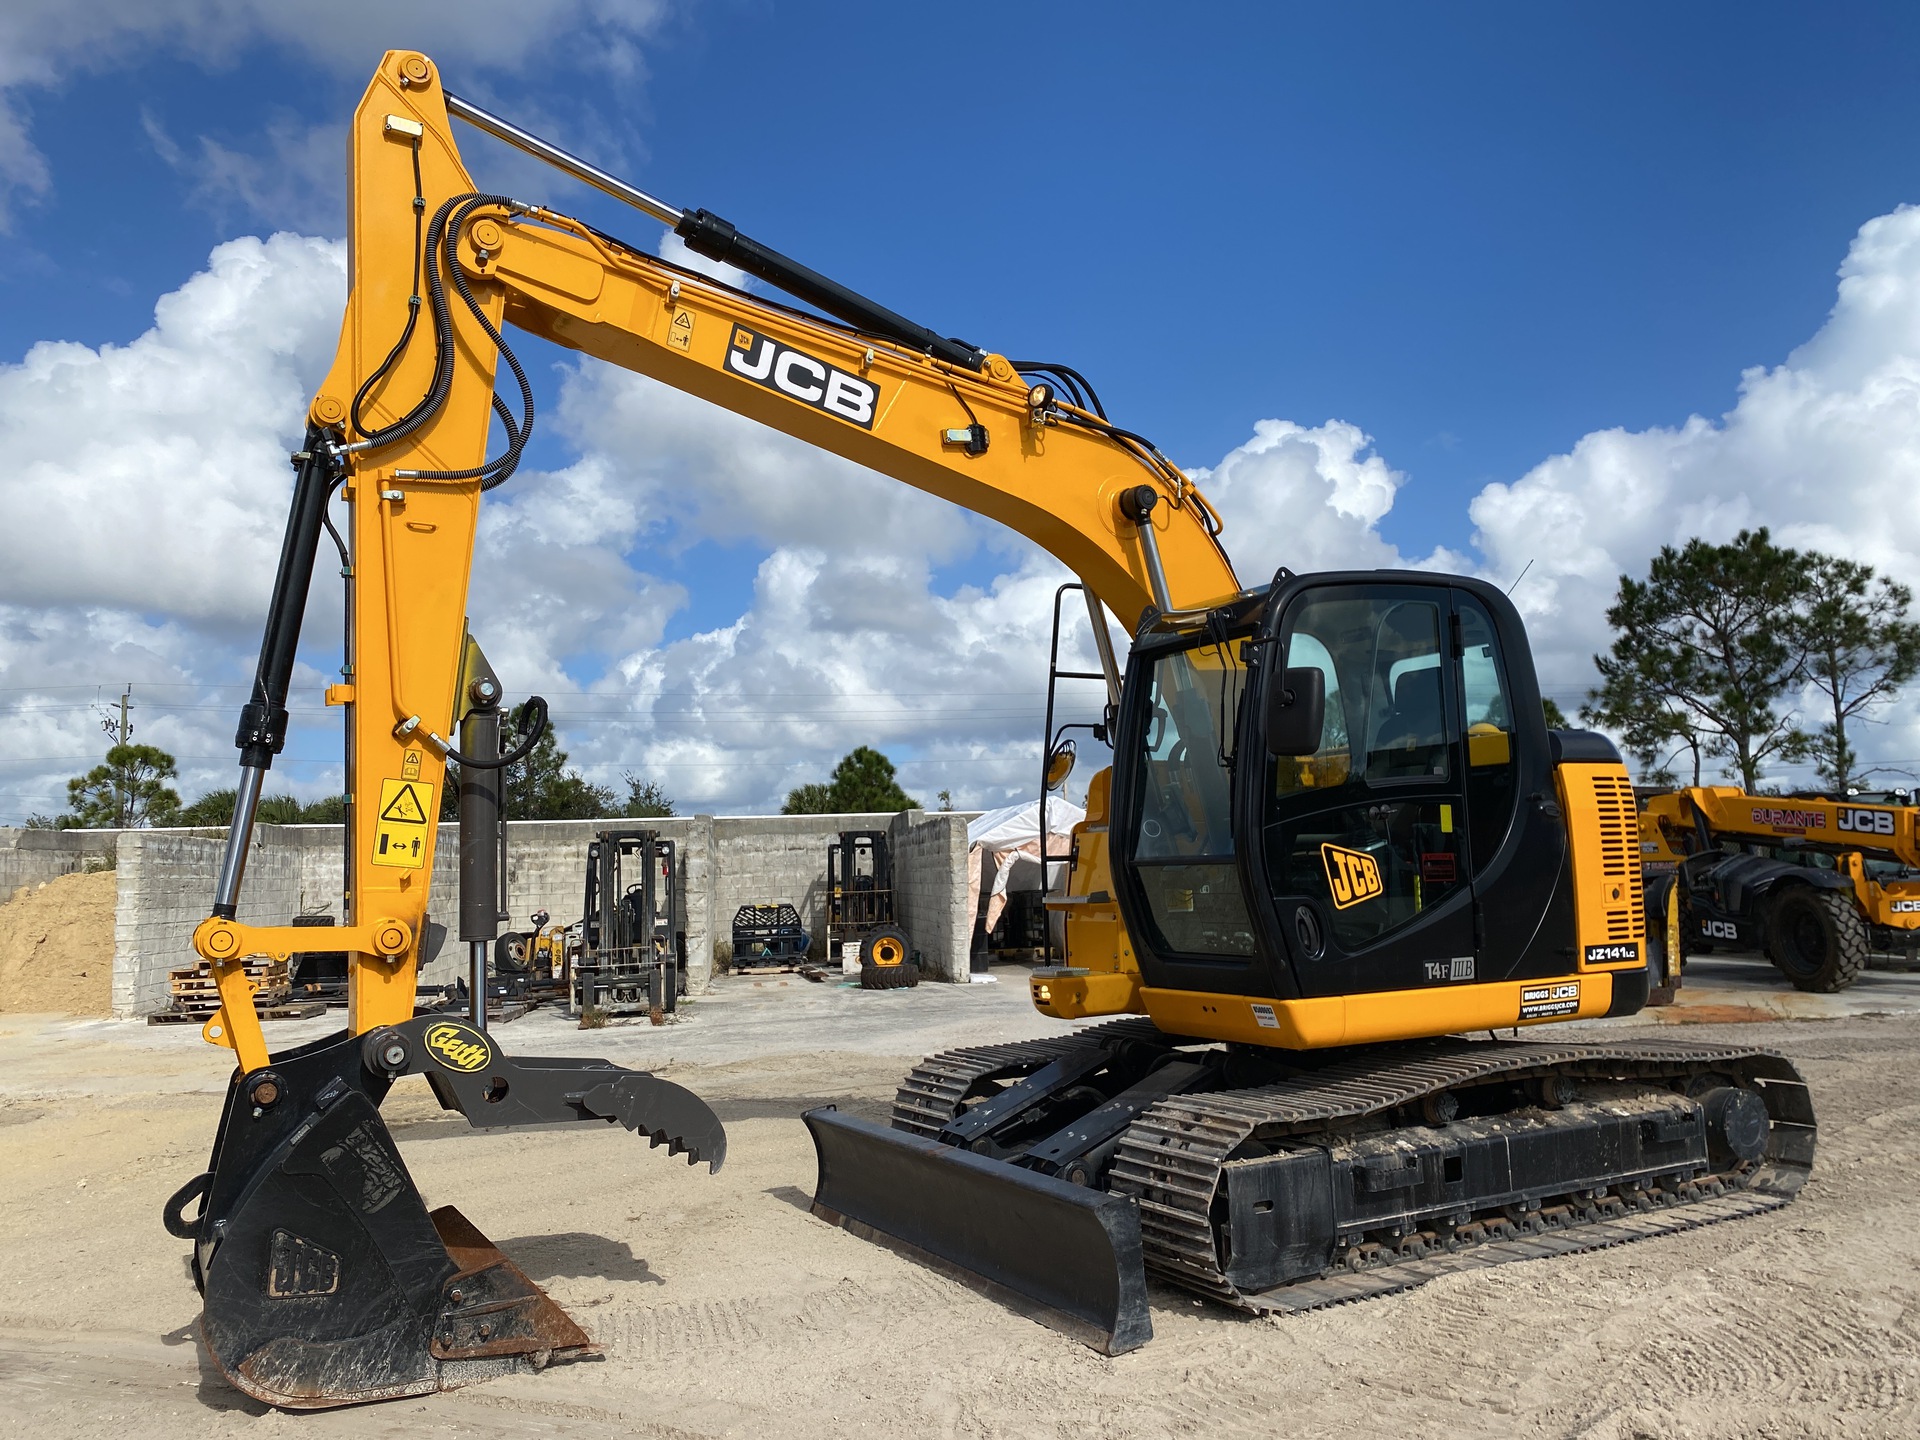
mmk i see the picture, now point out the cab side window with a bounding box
[1456,597,1519,873]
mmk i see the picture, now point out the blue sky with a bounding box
[4,2,1920,817]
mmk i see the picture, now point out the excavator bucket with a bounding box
[165,1020,724,1409]
[803,1107,1152,1355]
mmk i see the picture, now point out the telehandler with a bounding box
[1642,785,1920,990]
[167,51,1816,1406]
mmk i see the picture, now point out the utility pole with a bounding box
[99,684,133,827]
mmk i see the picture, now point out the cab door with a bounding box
[1254,583,1477,1000]
[1452,586,1572,982]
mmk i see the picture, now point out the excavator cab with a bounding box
[1110,573,1567,1006]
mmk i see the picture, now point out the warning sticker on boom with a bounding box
[371,778,433,870]
[1518,981,1581,1021]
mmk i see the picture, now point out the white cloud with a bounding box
[1192,418,1430,583]
[1465,203,1920,784]
[0,232,349,814]
[15,196,1920,820]
[554,364,991,565]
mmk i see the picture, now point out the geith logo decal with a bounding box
[724,324,878,428]
[1321,843,1383,908]
[423,1022,492,1073]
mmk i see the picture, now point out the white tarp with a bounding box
[967,798,1085,942]
[968,798,1085,851]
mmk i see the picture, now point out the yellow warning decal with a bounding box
[668,308,694,351]
[1321,842,1383,909]
[371,777,433,870]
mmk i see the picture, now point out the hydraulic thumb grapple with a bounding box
[164,1016,723,1407]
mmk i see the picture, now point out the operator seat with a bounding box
[1367,667,1447,780]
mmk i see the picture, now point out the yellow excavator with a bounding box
[166,51,1817,1408]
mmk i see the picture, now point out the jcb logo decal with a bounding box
[1321,843,1383,909]
[1701,919,1738,940]
[725,324,878,428]
[1839,806,1896,835]
[423,1022,492,1074]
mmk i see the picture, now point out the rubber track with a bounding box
[892,1028,1816,1315]
[1111,1036,1813,1310]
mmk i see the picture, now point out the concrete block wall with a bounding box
[5,808,982,1017]
[887,810,973,982]
[114,830,302,1018]
[0,828,124,899]
[710,813,899,965]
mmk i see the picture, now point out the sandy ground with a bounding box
[2,965,1918,1438]
[0,870,114,1016]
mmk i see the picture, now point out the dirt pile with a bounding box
[0,869,116,1016]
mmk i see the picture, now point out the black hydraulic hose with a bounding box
[1010,361,1106,419]
[444,695,549,769]
[348,191,537,488]
[349,137,427,441]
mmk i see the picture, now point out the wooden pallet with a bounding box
[148,1002,327,1025]
[161,955,292,1021]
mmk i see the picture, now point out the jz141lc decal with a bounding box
[1583,942,1639,965]
[724,324,879,428]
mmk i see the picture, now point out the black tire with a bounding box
[494,931,530,974]
[860,958,921,990]
[1766,887,1867,992]
[858,924,919,990]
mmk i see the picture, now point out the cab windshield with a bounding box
[1129,633,1256,957]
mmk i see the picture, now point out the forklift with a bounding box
[826,830,917,989]
[574,827,685,1019]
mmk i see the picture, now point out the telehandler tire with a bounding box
[1767,886,1867,992]
[859,925,919,990]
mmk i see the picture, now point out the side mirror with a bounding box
[1265,667,1326,757]
[1045,739,1077,791]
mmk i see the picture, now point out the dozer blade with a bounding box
[803,1106,1151,1355]
[167,1019,726,1409]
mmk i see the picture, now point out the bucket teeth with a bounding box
[582,1073,728,1172]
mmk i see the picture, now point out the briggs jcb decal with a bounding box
[1519,981,1581,1020]
[724,324,879,428]
[1321,843,1383,908]
[423,1022,493,1073]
